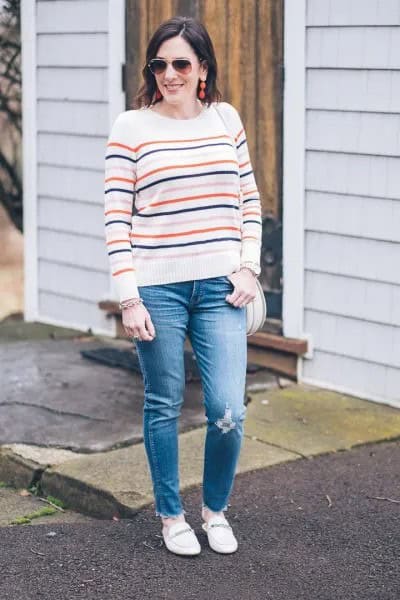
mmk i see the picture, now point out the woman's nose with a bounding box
[164,62,178,77]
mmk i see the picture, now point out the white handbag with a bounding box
[246,278,267,336]
[214,105,267,336]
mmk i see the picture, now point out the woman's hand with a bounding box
[225,268,257,308]
[122,303,156,342]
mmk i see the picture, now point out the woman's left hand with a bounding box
[225,268,257,308]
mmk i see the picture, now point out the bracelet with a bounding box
[240,261,261,277]
[119,297,143,310]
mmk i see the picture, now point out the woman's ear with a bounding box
[200,60,208,79]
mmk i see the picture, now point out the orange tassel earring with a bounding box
[155,88,162,100]
[198,80,206,100]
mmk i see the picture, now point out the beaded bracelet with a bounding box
[119,298,143,310]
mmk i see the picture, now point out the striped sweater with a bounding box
[104,101,262,302]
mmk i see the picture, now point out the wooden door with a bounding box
[125,0,283,219]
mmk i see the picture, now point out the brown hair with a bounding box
[133,16,222,109]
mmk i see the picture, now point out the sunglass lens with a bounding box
[149,59,192,75]
[149,59,167,74]
[173,59,192,74]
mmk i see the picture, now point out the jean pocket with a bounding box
[220,275,234,288]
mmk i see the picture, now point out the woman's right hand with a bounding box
[122,304,156,342]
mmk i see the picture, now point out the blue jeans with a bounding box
[134,276,247,518]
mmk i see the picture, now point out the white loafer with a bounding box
[202,515,238,554]
[162,521,201,556]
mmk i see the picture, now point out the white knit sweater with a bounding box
[104,101,262,301]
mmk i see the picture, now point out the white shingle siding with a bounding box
[307,0,400,26]
[306,152,400,199]
[303,0,400,407]
[35,0,112,333]
[307,27,400,69]
[307,69,400,113]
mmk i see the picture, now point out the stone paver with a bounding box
[40,427,298,518]
[245,385,400,456]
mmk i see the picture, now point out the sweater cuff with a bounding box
[240,239,261,267]
[113,271,140,303]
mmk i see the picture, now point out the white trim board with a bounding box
[21,0,38,321]
[106,0,126,322]
[108,0,126,126]
[282,0,307,371]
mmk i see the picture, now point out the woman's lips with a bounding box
[164,84,184,92]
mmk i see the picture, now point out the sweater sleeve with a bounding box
[104,112,139,302]
[220,103,262,268]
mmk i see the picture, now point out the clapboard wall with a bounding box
[302,0,400,407]
[35,0,113,333]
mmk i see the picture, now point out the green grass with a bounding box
[46,495,67,509]
[11,506,57,525]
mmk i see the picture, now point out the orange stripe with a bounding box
[130,226,240,239]
[242,189,258,196]
[113,268,135,276]
[104,209,132,216]
[133,134,231,153]
[107,134,232,154]
[242,211,261,216]
[136,160,238,184]
[239,160,250,169]
[107,142,136,152]
[107,239,130,246]
[137,192,238,211]
[242,236,259,241]
[105,176,136,184]
[235,128,244,142]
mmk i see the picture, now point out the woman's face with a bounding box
[152,35,208,106]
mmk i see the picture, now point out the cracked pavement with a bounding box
[0,337,207,453]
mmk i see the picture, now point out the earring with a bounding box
[198,80,206,100]
[155,88,162,100]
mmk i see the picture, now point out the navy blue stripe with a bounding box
[105,219,131,226]
[108,248,132,256]
[106,153,137,164]
[137,142,234,162]
[137,170,239,193]
[237,139,247,150]
[131,237,241,250]
[243,197,259,204]
[136,204,239,218]
[243,220,261,225]
[105,188,134,195]
[240,170,253,178]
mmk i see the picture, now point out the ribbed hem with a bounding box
[134,252,241,288]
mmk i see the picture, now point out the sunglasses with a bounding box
[147,58,198,76]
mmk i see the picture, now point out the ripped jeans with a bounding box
[134,276,247,518]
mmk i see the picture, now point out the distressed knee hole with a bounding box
[216,404,237,434]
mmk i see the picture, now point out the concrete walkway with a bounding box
[1,320,400,521]
[2,384,400,520]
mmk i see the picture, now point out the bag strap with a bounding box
[213,104,236,153]
[213,104,243,205]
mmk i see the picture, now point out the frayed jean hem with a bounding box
[155,508,186,519]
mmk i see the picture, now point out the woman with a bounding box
[104,16,262,556]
